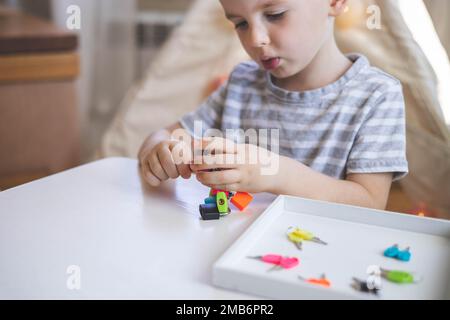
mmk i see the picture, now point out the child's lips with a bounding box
[261,57,280,70]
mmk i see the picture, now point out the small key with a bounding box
[351,278,380,295]
[287,232,303,250]
[248,254,281,264]
[288,227,328,246]
[296,229,327,245]
[247,254,299,271]
[299,274,331,288]
[309,238,327,245]
[267,264,283,272]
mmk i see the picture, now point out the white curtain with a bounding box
[424,0,450,57]
[398,0,450,125]
[51,0,137,160]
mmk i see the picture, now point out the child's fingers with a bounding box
[158,149,180,179]
[149,153,170,181]
[171,140,194,164]
[194,137,238,156]
[139,159,161,187]
[192,138,235,164]
[170,144,192,179]
[196,169,241,186]
[191,150,241,168]
[190,162,237,173]
[208,183,240,192]
[176,163,192,179]
[191,138,204,161]
[145,171,162,187]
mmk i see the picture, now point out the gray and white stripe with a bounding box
[181,54,408,181]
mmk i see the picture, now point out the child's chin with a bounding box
[272,66,306,80]
[269,68,289,79]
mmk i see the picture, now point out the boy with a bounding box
[138,0,408,210]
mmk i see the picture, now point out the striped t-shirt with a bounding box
[180,54,408,181]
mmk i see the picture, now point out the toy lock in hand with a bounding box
[199,189,253,220]
[200,190,231,221]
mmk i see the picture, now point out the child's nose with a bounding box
[249,26,270,48]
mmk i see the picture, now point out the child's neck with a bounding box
[273,37,352,93]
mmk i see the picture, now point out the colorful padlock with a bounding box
[204,196,216,204]
[216,191,229,214]
[199,204,220,221]
[230,192,253,211]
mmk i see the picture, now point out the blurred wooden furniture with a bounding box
[138,0,194,12]
[386,182,414,215]
[0,5,80,190]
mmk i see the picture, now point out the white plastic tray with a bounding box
[213,196,450,299]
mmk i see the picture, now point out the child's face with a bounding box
[220,0,334,79]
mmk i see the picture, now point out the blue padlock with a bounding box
[204,196,216,204]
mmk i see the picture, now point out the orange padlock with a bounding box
[230,192,253,211]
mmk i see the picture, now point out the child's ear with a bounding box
[329,0,348,17]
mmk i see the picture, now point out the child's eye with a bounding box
[235,21,248,30]
[266,11,286,21]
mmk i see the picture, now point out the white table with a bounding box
[0,157,276,299]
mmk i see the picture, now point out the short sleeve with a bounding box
[347,83,409,181]
[179,83,226,138]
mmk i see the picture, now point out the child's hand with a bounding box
[190,137,279,193]
[139,137,193,187]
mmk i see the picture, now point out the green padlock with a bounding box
[216,192,229,214]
